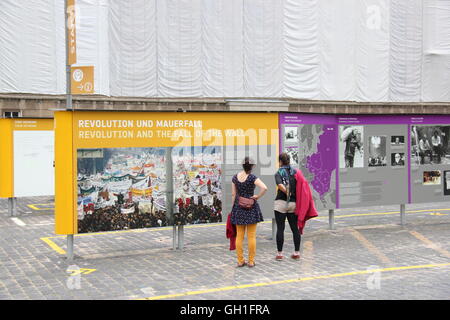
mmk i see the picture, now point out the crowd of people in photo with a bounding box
[78,204,169,233]
[173,196,222,225]
[78,148,224,233]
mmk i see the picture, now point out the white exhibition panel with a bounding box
[13,130,55,197]
[1,0,450,102]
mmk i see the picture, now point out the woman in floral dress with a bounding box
[230,157,267,267]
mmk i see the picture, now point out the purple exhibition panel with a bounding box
[280,113,450,209]
[279,113,338,210]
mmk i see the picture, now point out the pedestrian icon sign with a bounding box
[71,66,94,95]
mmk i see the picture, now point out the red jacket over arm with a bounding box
[294,169,318,234]
[226,213,236,250]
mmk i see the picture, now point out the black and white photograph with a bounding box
[391,136,405,146]
[368,136,387,167]
[423,171,441,186]
[284,126,298,143]
[339,126,364,168]
[284,146,299,167]
[444,171,450,195]
[391,153,405,167]
[411,125,450,165]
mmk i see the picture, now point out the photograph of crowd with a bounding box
[339,126,364,168]
[77,146,223,233]
[77,147,168,233]
[391,153,405,167]
[368,136,387,167]
[411,126,450,165]
[172,146,222,225]
[423,171,441,186]
[284,126,298,143]
[391,136,405,146]
[284,146,299,167]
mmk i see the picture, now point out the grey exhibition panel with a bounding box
[338,124,409,209]
[222,144,277,220]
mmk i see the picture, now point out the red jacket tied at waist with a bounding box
[226,213,237,250]
[294,169,318,234]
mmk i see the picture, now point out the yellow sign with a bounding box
[54,111,279,235]
[72,111,277,148]
[67,0,77,65]
[0,119,54,198]
[71,66,94,94]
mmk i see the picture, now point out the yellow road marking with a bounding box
[332,208,450,219]
[409,231,450,259]
[350,230,393,265]
[40,237,66,255]
[28,203,54,211]
[67,268,97,276]
[139,262,450,300]
[40,208,450,255]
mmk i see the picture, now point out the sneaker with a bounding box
[275,254,283,261]
[291,254,300,260]
[248,262,255,268]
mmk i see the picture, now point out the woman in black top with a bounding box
[274,153,301,261]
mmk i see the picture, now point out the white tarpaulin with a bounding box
[1,0,450,102]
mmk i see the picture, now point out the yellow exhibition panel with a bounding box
[55,111,279,235]
[0,118,54,199]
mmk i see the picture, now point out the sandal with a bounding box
[237,262,247,267]
[248,262,255,268]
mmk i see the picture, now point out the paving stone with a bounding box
[1,197,450,299]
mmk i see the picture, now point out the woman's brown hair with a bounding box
[242,156,255,173]
[279,152,290,166]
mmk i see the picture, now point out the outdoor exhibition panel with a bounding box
[0,118,54,199]
[279,113,450,209]
[337,116,409,208]
[54,111,278,235]
[279,114,337,210]
[410,116,450,204]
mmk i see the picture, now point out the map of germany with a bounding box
[290,124,337,210]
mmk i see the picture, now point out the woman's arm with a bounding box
[252,178,268,200]
[275,172,287,194]
[277,183,287,194]
[231,182,236,205]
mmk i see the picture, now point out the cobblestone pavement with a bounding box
[1,196,450,300]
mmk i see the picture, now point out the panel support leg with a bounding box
[400,204,406,226]
[67,235,74,261]
[8,198,17,217]
[329,209,335,230]
[173,226,177,250]
[178,225,184,250]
